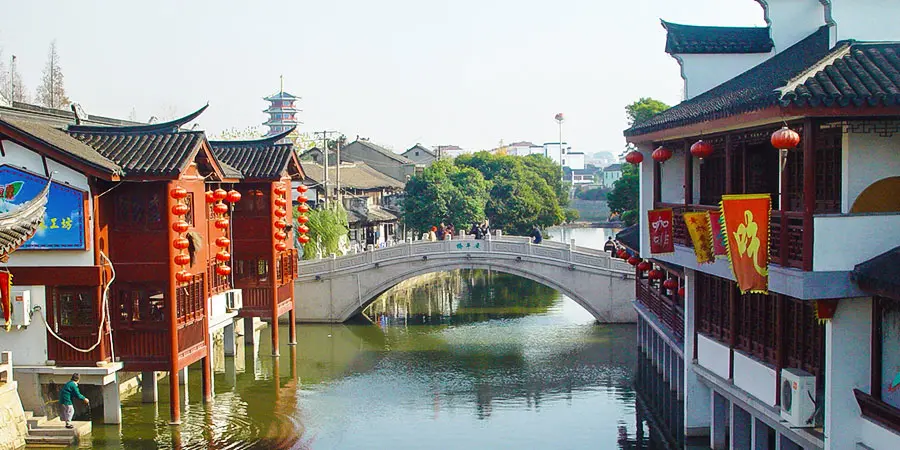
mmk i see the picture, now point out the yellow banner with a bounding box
[684,212,715,264]
[721,194,771,294]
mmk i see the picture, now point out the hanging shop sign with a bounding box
[720,194,771,294]
[647,208,674,255]
[0,165,85,250]
[707,210,728,258]
[683,212,715,264]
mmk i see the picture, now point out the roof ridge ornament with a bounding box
[67,103,209,134]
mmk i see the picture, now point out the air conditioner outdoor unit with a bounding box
[10,289,31,327]
[781,368,816,428]
[226,290,243,311]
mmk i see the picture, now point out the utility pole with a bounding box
[313,130,339,207]
[336,137,342,205]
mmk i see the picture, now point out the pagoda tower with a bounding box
[263,77,301,139]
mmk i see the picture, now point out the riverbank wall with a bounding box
[0,353,27,450]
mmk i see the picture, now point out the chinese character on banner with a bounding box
[707,211,728,258]
[720,194,771,294]
[684,212,714,264]
[647,208,674,254]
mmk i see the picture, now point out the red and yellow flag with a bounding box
[0,272,12,331]
[684,212,715,264]
[707,210,728,258]
[648,208,674,254]
[720,194,771,294]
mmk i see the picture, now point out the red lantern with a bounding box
[297,204,310,213]
[648,269,664,280]
[173,237,190,250]
[275,231,287,241]
[170,187,188,199]
[274,208,287,218]
[652,146,673,163]
[627,256,640,266]
[172,220,189,233]
[215,237,230,248]
[663,278,678,290]
[690,140,714,159]
[174,254,191,266]
[297,215,309,224]
[677,287,685,297]
[205,191,215,203]
[297,195,308,204]
[625,151,644,165]
[213,203,229,215]
[213,188,227,201]
[216,265,231,276]
[275,242,287,252]
[617,249,628,259]
[171,203,189,216]
[226,190,242,203]
[298,234,310,244]
[215,218,230,229]
[637,261,652,272]
[296,184,308,194]
[175,271,192,283]
[274,219,287,229]
[216,251,231,262]
[296,224,309,234]
[274,184,287,195]
[771,126,801,150]
[274,197,287,207]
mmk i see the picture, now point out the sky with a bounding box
[0,0,765,156]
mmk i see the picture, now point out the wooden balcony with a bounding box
[48,329,111,367]
[636,277,684,342]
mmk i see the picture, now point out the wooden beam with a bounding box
[270,182,281,357]
[684,141,693,204]
[653,160,661,206]
[725,134,733,195]
[8,266,103,286]
[802,118,816,271]
[166,180,181,425]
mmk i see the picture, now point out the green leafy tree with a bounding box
[297,203,349,260]
[403,159,489,234]
[626,97,670,126]
[564,208,580,223]
[607,163,639,225]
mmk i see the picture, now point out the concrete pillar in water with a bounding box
[224,354,236,386]
[730,403,751,449]
[224,321,236,357]
[683,269,711,438]
[102,380,122,424]
[180,366,188,385]
[141,371,158,403]
[710,392,729,450]
[244,317,255,345]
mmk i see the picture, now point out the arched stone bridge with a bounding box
[293,236,638,323]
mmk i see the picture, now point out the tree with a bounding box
[36,41,69,109]
[607,163,639,226]
[297,203,349,260]
[0,51,28,103]
[625,97,670,126]
[402,159,490,234]
[215,126,263,141]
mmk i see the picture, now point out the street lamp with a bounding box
[554,113,565,162]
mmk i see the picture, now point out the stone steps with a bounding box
[23,413,91,448]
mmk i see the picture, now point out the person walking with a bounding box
[470,223,483,239]
[59,373,88,429]
[436,223,446,241]
[428,226,437,242]
[604,236,617,257]
[529,225,543,244]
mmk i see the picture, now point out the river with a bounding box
[87,227,682,449]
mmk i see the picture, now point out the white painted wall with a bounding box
[697,333,731,380]
[660,152,686,204]
[814,213,900,271]
[566,153,585,170]
[859,416,900,450]
[824,297,871,450]
[0,286,48,366]
[603,169,623,188]
[638,145,655,259]
[842,130,900,214]
[683,269,712,435]
[733,351,777,406]
[831,0,900,44]
[1,140,95,267]
[762,0,827,52]
[678,53,773,100]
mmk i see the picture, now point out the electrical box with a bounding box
[781,368,817,427]
[10,289,31,327]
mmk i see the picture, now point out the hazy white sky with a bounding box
[0,0,764,155]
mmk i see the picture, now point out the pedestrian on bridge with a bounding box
[470,223,484,239]
[530,226,543,244]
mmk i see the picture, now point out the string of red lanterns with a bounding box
[170,187,193,283]
[273,183,290,253]
[207,187,240,277]
[296,184,310,245]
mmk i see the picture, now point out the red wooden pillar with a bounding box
[166,181,181,425]
[201,356,212,402]
[270,182,281,357]
[802,118,816,271]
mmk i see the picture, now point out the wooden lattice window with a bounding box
[54,287,95,329]
[113,187,164,231]
[815,124,842,213]
[735,292,777,364]
[116,286,166,324]
[783,296,824,377]
[695,272,732,343]
[700,153,726,206]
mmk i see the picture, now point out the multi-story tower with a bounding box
[263,83,301,139]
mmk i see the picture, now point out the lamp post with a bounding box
[554,113,565,163]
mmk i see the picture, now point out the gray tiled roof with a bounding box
[349,140,413,164]
[0,180,48,258]
[662,21,773,54]
[301,162,404,190]
[1,118,122,175]
[209,128,296,180]
[68,130,205,177]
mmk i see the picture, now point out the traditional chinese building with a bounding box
[263,89,301,139]
[209,128,303,355]
[623,1,900,449]
[0,105,246,425]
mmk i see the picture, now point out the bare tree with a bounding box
[0,49,7,102]
[0,52,28,103]
[36,40,70,109]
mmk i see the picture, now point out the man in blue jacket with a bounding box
[59,373,89,429]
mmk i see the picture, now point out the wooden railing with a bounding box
[176,274,205,325]
[48,330,111,366]
[207,260,230,295]
[177,319,205,353]
[241,287,273,316]
[658,202,808,270]
[636,278,684,342]
[276,249,298,284]
[115,327,169,365]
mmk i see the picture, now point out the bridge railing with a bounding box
[296,235,635,277]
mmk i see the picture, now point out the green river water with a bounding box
[83,228,676,449]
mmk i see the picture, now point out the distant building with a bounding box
[262,90,301,138]
[563,152,585,170]
[563,167,596,185]
[340,139,417,182]
[401,144,437,165]
[434,145,468,159]
[601,163,623,188]
[298,147,336,166]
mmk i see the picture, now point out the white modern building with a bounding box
[601,163,623,188]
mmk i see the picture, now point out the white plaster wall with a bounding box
[814,214,900,271]
[660,152,686,204]
[1,139,95,267]
[733,350,777,406]
[0,286,48,366]
[831,0,900,43]
[842,130,900,214]
[859,416,900,450]
[697,333,731,380]
[566,153,585,170]
[679,53,774,100]
[824,297,870,450]
[683,269,712,434]
[638,145,655,259]
[763,0,827,52]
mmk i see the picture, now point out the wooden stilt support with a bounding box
[288,307,297,345]
[169,369,181,425]
[201,356,212,402]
